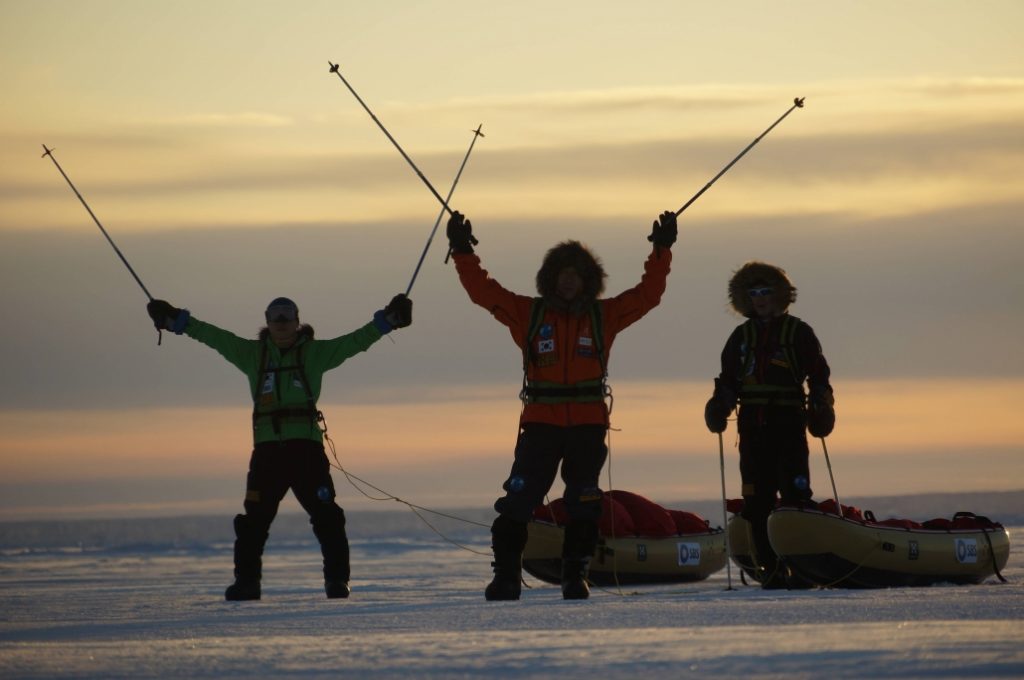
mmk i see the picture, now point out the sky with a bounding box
[1,0,1023,520]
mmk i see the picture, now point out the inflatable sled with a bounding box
[725,501,774,586]
[728,499,1010,588]
[522,490,727,586]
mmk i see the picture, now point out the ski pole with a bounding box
[717,432,734,590]
[41,145,154,302]
[328,62,454,216]
[406,124,484,295]
[820,437,842,516]
[673,97,805,217]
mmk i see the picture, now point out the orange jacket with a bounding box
[454,248,671,427]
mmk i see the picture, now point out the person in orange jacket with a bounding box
[446,210,676,600]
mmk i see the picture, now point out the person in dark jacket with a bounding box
[147,294,412,600]
[447,210,676,600]
[704,261,834,589]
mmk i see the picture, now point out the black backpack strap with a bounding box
[589,301,607,379]
[292,343,324,428]
[740,319,757,377]
[523,298,547,371]
[251,341,270,431]
[779,314,803,385]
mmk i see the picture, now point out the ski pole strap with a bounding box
[520,379,606,404]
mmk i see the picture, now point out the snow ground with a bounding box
[0,515,1021,679]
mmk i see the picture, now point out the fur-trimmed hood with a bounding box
[535,240,606,310]
[258,324,315,342]
[728,261,797,317]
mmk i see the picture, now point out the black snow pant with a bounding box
[737,406,812,573]
[232,439,349,583]
[493,423,607,562]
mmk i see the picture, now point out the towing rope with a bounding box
[594,425,626,597]
[319,417,491,557]
[321,397,729,599]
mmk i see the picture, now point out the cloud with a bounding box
[2,197,1022,416]
[6,114,1020,227]
[152,112,295,128]
[440,85,779,115]
[902,77,1024,98]
[381,77,1024,120]
[3,379,1022,514]
[7,75,1023,233]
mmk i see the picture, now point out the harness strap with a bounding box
[521,379,607,404]
[521,299,608,405]
[739,384,805,406]
[252,340,321,435]
[739,315,806,407]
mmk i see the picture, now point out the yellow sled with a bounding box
[766,505,1011,588]
[523,519,727,586]
[726,513,770,585]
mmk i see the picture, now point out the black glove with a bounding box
[704,378,736,434]
[146,299,188,333]
[807,388,835,438]
[647,210,677,249]
[446,211,477,254]
[384,294,412,329]
[373,294,412,333]
[704,398,731,434]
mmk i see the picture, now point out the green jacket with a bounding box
[184,317,383,444]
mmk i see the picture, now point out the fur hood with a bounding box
[258,324,315,342]
[728,261,797,317]
[535,240,607,309]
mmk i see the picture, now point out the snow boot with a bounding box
[759,567,788,590]
[312,505,351,594]
[485,515,528,601]
[759,561,814,590]
[746,512,787,589]
[312,506,351,600]
[560,558,591,600]
[560,520,597,600]
[226,514,267,601]
[225,577,261,601]
[325,579,350,599]
[485,568,521,601]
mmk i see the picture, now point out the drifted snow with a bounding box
[0,516,1021,679]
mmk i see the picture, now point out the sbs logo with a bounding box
[955,538,978,564]
[677,542,701,566]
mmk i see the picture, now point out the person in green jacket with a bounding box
[146,294,412,601]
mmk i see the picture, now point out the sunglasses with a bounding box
[747,287,774,298]
[265,306,298,323]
